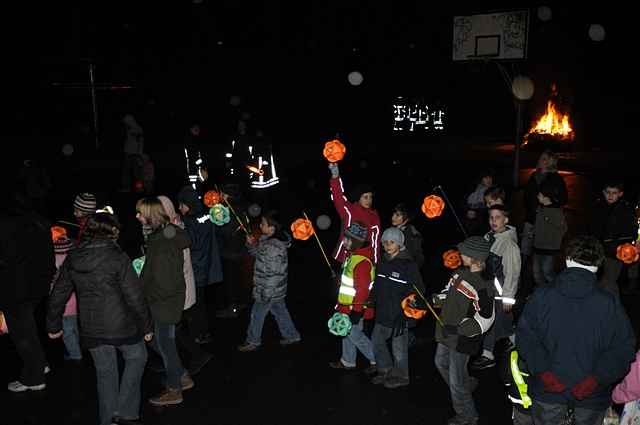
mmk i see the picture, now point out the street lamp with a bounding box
[511,75,535,188]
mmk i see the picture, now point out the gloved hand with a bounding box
[571,375,598,400]
[348,310,362,325]
[539,371,566,393]
[409,294,427,310]
[441,324,458,337]
[328,163,340,178]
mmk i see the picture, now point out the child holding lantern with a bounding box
[238,210,300,352]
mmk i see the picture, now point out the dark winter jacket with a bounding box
[142,224,190,324]
[590,199,638,258]
[524,171,568,224]
[47,239,152,348]
[435,268,495,355]
[0,211,55,310]
[397,223,424,269]
[516,266,636,410]
[373,249,425,328]
[248,232,291,302]
[178,186,223,286]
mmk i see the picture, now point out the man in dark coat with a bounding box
[516,235,635,425]
[1,187,55,392]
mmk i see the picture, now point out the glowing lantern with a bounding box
[132,256,145,276]
[617,243,639,264]
[204,190,222,208]
[210,204,231,226]
[421,195,445,219]
[328,312,352,336]
[51,226,67,241]
[323,139,346,163]
[246,164,264,176]
[443,249,462,269]
[401,294,427,319]
[291,218,314,241]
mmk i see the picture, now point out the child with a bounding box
[483,185,506,208]
[471,205,521,370]
[329,222,377,372]
[47,212,152,425]
[136,197,193,406]
[589,181,638,296]
[52,234,82,361]
[434,236,495,425]
[73,192,97,241]
[237,211,301,352]
[328,162,381,265]
[532,182,567,286]
[390,203,424,269]
[464,170,494,236]
[370,227,425,389]
[613,349,640,421]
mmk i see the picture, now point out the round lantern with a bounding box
[323,139,346,163]
[347,71,364,86]
[248,203,262,218]
[62,144,74,157]
[204,191,222,208]
[328,312,352,336]
[401,294,427,319]
[512,76,535,101]
[51,226,67,241]
[443,249,462,269]
[588,24,606,42]
[421,195,445,219]
[210,204,231,226]
[316,214,332,230]
[291,218,314,241]
[617,243,639,264]
[132,256,145,276]
[537,6,552,22]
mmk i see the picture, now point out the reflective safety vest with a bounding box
[508,350,532,409]
[338,255,375,306]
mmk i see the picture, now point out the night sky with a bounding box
[7,3,638,156]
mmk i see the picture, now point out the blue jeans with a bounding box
[372,323,409,378]
[89,341,147,425]
[434,343,478,422]
[246,299,300,345]
[341,318,375,367]
[533,254,555,286]
[62,315,82,360]
[150,323,185,390]
[531,400,606,425]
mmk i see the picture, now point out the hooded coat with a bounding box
[247,232,291,302]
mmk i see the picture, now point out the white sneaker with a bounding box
[7,381,46,392]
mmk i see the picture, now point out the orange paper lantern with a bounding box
[421,195,445,219]
[617,243,639,264]
[291,218,315,241]
[443,249,462,269]
[204,190,222,208]
[323,139,346,163]
[401,294,426,319]
[51,226,67,242]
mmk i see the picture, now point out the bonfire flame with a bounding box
[523,85,574,145]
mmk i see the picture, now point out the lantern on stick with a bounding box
[51,226,67,241]
[210,204,231,226]
[443,249,462,269]
[421,195,445,219]
[204,190,221,208]
[323,139,346,163]
[291,218,314,241]
[401,294,427,319]
[328,312,352,336]
[617,243,639,264]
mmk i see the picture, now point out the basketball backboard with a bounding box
[452,10,529,61]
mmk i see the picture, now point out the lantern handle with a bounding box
[303,211,336,278]
[412,284,444,327]
[433,185,468,239]
[215,185,250,236]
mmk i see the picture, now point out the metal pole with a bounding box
[513,100,523,188]
[89,63,99,149]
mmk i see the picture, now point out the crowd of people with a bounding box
[1,146,639,425]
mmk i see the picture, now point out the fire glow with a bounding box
[523,85,574,145]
